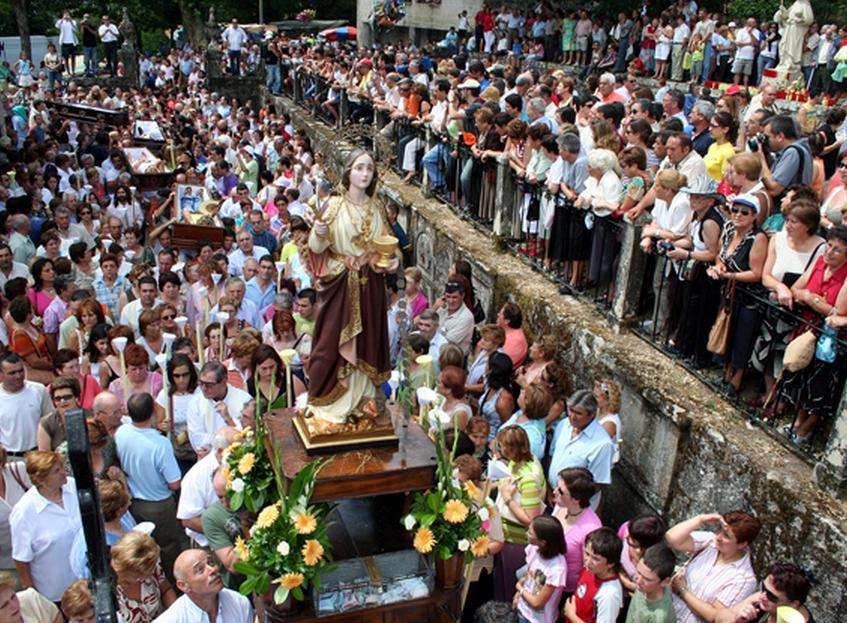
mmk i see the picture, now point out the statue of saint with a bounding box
[304,149,397,426]
[774,0,814,76]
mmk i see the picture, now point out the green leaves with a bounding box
[274,585,290,605]
[230,490,244,511]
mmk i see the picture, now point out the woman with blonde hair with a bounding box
[111,531,177,623]
[403,266,429,321]
[728,152,771,225]
[0,570,61,622]
[10,451,80,603]
[60,580,95,623]
[595,378,623,463]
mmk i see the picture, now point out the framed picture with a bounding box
[176,184,209,220]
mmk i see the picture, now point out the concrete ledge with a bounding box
[272,94,847,620]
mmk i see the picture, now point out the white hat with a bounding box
[457,78,481,89]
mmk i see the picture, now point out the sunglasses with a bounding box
[53,394,76,403]
[761,583,780,603]
[161,314,175,321]
[730,207,753,216]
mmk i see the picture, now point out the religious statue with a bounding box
[303,149,398,431]
[774,0,814,77]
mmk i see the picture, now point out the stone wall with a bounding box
[269,94,847,620]
[356,0,483,46]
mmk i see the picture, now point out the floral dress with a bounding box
[115,563,167,623]
[561,19,576,53]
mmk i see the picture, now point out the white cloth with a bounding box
[0,261,31,293]
[0,463,32,569]
[734,28,758,60]
[185,386,251,451]
[120,299,162,336]
[153,589,253,623]
[437,305,475,356]
[176,452,218,546]
[227,246,269,277]
[55,18,78,45]
[155,389,201,441]
[222,26,248,52]
[10,478,82,602]
[0,381,50,452]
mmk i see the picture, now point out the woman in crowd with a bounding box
[52,349,101,411]
[666,511,760,623]
[137,309,164,366]
[10,451,81,603]
[154,354,200,473]
[492,426,546,603]
[61,580,95,623]
[158,273,185,317]
[37,377,82,451]
[704,111,737,183]
[715,562,814,623]
[36,231,61,262]
[225,333,260,390]
[246,344,307,414]
[85,324,120,389]
[157,303,184,340]
[68,299,108,355]
[262,307,304,353]
[516,335,557,396]
[821,150,847,228]
[707,194,768,398]
[26,258,56,318]
[8,296,53,385]
[108,344,163,406]
[123,226,155,266]
[623,119,659,173]
[402,267,429,322]
[750,200,825,417]
[728,153,771,225]
[68,418,119,481]
[781,226,847,445]
[0,569,61,622]
[594,378,622,464]
[0,446,31,573]
[111,531,177,623]
[431,365,473,432]
[185,260,224,326]
[499,383,553,460]
[616,513,667,593]
[479,352,518,441]
[551,466,603,597]
[578,148,623,291]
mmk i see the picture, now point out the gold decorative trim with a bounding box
[338,268,363,346]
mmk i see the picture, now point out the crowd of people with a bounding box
[0,2,838,623]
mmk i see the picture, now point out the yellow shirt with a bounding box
[704,141,736,182]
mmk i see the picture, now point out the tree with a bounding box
[10,0,31,60]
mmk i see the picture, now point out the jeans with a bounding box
[103,41,118,75]
[83,46,98,75]
[228,50,241,75]
[614,41,628,72]
[422,142,451,189]
[701,40,713,83]
[266,64,281,94]
[47,69,62,91]
[757,55,776,85]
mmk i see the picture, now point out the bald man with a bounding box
[153,549,253,623]
[92,391,125,435]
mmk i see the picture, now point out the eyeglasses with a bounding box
[161,314,175,321]
[761,583,780,603]
[730,207,753,216]
[53,394,76,403]
[200,379,222,387]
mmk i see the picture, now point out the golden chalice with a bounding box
[372,235,399,269]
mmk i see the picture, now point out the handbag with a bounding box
[815,325,837,363]
[783,330,817,372]
[707,282,735,355]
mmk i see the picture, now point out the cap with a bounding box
[457,78,481,89]
[732,193,760,214]
[444,280,465,294]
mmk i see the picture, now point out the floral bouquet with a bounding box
[296,9,316,22]
[233,458,334,605]
[223,425,278,514]
[402,423,489,561]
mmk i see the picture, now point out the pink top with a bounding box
[617,521,637,579]
[518,545,568,623]
[108,373,164,408]
[405,291,428,321]
[553,506,603,593]
[503,327,528,368]
[27,288,55,318]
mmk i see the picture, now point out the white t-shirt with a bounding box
[153,589,253,623]
[184,386,252,451]
[175,451,218,546]
[55,19,78,45]
[594,578,624,623]
[222,26,248,52]
[734,28,758,61]
[0,381,51,452]
[155,388,202,438]
[99,23,119,43]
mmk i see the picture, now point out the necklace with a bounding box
[565,507,586,519]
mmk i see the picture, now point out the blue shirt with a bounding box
[245,276,276,312]
[115,424,181,501]
[547,417,614,488]
[247,226,278,255]
[69,512,137,579]
[501,411,546,461]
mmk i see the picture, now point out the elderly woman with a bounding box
[0,447,31,573]
[666,511,760,623]
[10,451,81,602]
[37,377,82,452]
[111,531,177,622]
[492,425,546,603]
[707,194,769,397]
[665,180,726,368]
[108,344,164,407]
[551,466,602,595]
[751,201,826,416]
[0,570,62,622]
[781,226,847,445]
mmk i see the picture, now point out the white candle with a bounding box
[111,337,129,398]
[216,312,230,361]
[155,353,170,424]
[278,349,298,412]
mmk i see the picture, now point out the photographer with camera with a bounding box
[754,115,813,202]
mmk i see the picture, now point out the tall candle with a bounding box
[279,349,298,412]
[156,353,170,424]
[216,312,230,361]
[196,322,205,367]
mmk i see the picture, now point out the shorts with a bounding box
[61,43,76,59]
[733,57,753,76]
[576,36,589,51]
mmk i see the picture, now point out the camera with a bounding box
[747,132,769,153]
[656,240,675,255]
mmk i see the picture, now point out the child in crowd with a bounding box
[466,416,491,463]
[563,527,624,623]
[624,544,677,623]
[514,516,568,623]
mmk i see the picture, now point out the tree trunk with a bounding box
[10,0,31,61]
[180,0,208,49]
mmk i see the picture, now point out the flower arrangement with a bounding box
[402,424,488,561]
[223,423,278,514]
[296,9,316,22]
[233,458,334,605]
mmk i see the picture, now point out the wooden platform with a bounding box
[264,406,437,503]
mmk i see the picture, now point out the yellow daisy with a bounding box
[293,511,317,535]
[234,536,250,561]
[221,464,233,487]
[470,535,490,558]
[301,539,324,566]
[463,480,483,501]
[277,572,304,590]
[255,504,280,529]
[443,499,469,524]
[413,527,436,554]
[237,452,256,475]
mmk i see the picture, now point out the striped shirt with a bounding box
[497,458,546,544]
[93,275,126,320]
[672,532,757,623]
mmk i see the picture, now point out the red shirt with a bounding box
[573,568,620,623]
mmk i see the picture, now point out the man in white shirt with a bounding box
[185,362,252,455]
[177,427,238,547]
[55,11,78,76]
[222,19,248,76]
[0,242,30,292]
[120,276,161,336]
[732,19,759,86]
[154,549,253,623]
[415,309,449,370]
[436,280,476,356]
[98,15,120,76]
[228,231,269,278]
[0,354,51,455]
[671,15,691,81]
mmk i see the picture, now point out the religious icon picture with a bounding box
[176,184,209,221]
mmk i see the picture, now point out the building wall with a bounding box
[356,0,483,46]
[270,94,847,622]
